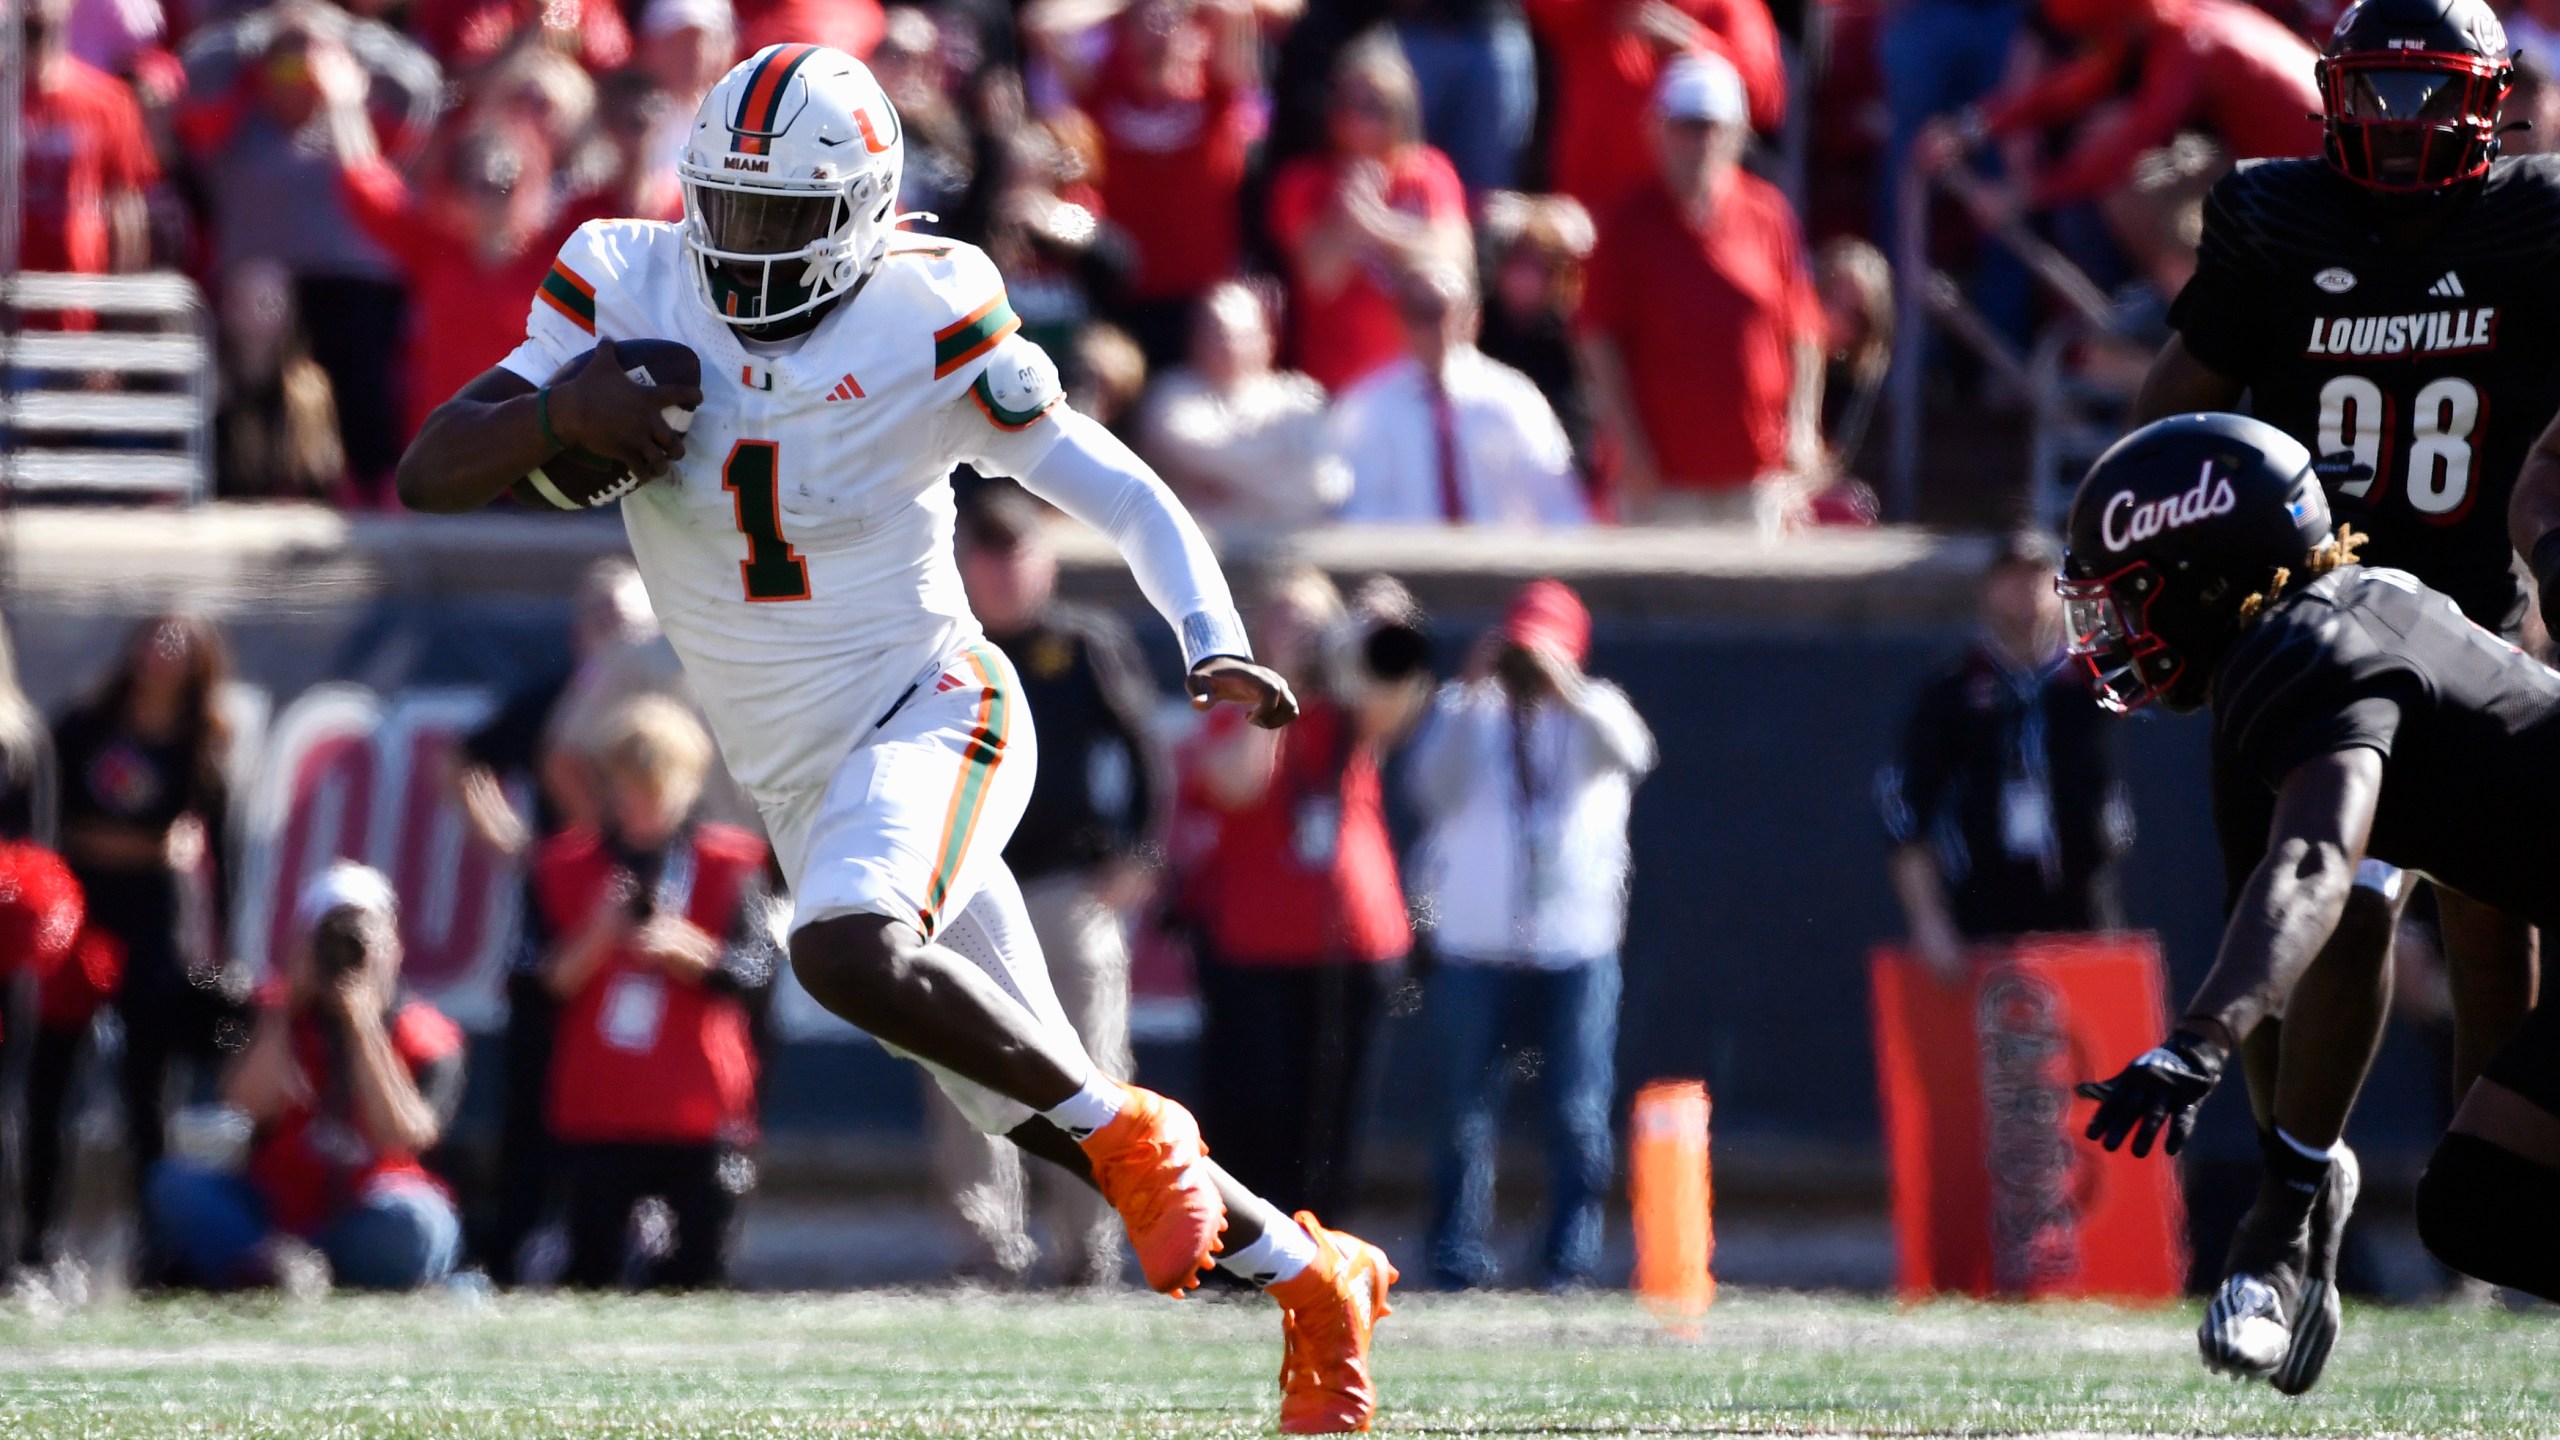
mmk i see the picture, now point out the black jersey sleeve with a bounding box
[2214,590,2417,794]
[2167,169,2281,381]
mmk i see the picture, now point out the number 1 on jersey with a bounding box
[722,441,811,602]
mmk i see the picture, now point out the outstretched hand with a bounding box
[2077,1031,2227,1159]
[1187,656,1298,729]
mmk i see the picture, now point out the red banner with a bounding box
[231,685,522,1028]
[1870,934,2188,1301]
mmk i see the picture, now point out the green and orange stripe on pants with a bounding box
[919,643,1011,937]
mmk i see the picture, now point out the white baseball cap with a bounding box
[297,861,398,931]
[1655,51,1747,126]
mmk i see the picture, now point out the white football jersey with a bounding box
[501,220,1067,821]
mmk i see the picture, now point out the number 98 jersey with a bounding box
[499,218,1066,821]
[2169,154,2560,637]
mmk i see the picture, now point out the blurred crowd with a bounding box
[19,0,1894,524]
[29,0,2560,519]
[36,0,2560,526]
[0,523,1658,1293]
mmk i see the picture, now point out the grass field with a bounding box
[0,1287,2555,1438]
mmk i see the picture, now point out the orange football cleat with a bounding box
[1078,1083,1226,1296]
[1268,1213,1397,1434]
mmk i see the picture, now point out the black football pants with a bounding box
[2415,999,2560,1301]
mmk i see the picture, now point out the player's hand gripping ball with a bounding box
[514,337,704,510]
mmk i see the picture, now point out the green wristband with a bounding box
[535,386,562,454]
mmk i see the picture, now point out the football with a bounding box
[511,338,703,511]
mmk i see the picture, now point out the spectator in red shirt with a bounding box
[1527,0,1785,221]
[735,0,883,59]
[1918,0,2322,216]
[1179,568,1425,1216]
[1032,0,1263,366]
[144,864,465,1291]
[176,2,444,496]
[1579,52,1824,522]
[19,0,157,275]
[535,698,776,1291]
[1266,31,1471,392]
[323,61,627,447]
[409,0,631,78]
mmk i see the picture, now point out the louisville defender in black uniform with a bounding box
[2062,415,2560,1387]
[2139,0,2557,636]
[2131,0,2548,1367]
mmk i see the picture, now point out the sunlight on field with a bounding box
[0,1288,2553,1438]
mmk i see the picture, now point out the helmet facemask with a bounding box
[2319,50,2512,193]
[2060,562,2187,714]
[681,166,894,329]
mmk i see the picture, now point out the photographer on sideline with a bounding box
[1406,579,1654,1289]
[144,864,465,1291]
[1182,567,1429,1216]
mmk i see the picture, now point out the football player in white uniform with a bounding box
[396,43,1393,1433]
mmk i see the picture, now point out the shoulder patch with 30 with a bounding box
[971,338,1064,430]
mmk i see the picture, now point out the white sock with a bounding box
[1042,1073,1124,1141]
[1217,1217,1317,1287]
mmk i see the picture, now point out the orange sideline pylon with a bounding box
[1629,1079,1714,1332]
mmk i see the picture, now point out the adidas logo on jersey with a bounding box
[2427,272,2466,299]
[825,373,866,402]
[2303,308,2496,358]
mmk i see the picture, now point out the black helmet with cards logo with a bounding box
[2059,414,2333,713]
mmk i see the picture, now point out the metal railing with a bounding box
[1,272,215,505]
[1882,161,2136,523]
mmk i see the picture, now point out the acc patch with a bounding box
[971,337,1065,430]
[2314,267,2357,294]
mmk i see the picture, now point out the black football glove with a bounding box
[2076,1030,2226,1158]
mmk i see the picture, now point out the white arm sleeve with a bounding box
[963,400,1253,666]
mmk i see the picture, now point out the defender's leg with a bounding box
[2437,887,2538,1097]
[2417,998,2560,1302]
[2207,873,2399,1391]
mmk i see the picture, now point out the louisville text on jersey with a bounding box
[2303,308,2496,359]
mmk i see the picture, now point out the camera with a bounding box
[310,913,371,981]
[1325,576,1434,695]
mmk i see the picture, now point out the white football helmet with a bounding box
[677,44,907,328]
